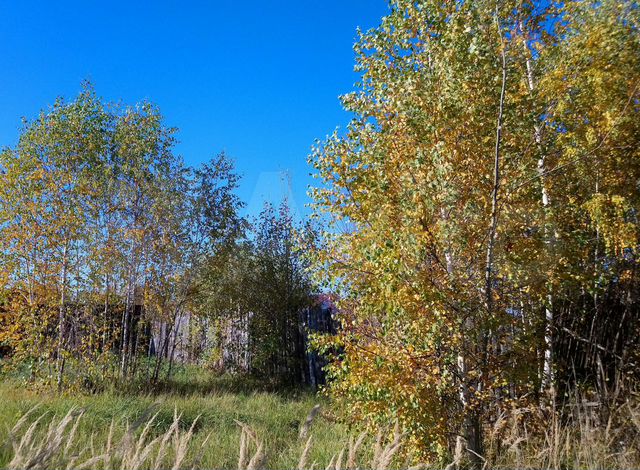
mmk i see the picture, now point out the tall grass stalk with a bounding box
[4,406,410,470]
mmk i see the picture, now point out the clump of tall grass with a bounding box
[483,394,640,469]
[6,405,209,470]
[4,404,409,470]
[7,396,640,469]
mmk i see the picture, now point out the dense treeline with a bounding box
[0,84,316,390]
[308,0,640,463]
[193,202,317,385]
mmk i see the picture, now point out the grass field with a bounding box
[5,365,638,469]
[0,367,356,469]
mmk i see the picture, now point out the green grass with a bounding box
[0,366,351,469]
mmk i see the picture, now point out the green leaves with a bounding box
[308,0,640,461]
[0,84,245,388]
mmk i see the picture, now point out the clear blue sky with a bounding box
[0,1,389,220]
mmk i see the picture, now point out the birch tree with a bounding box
[309,0,639,463]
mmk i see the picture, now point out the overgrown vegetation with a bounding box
[2,378,640,469]
[0,373,352,470]
[194,203,316,384]
[0,87,317,390]
[308,0,640,464]
[1,0,640,468]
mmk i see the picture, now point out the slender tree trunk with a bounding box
[120,272,132,377]
[25,246,38,378]
[167,310,182,381]
[439,207,480,468]
[459,24,508,469]
[485,33,507,317]
[153,318,173,383]
[56,241,69,392]
[521,25,556,396]
[121,235,139,378]
[102,274,110,353]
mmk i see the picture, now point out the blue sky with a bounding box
[0,1,389,220]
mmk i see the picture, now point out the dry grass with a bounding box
[3,405,410,470]
[5,393,640,469]
[483,396,640,469]
[0,374,351,469]
[6,405,211,470]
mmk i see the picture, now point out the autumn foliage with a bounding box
[0,84,244,389]
[309,0,640,462]
[1,0,639,467]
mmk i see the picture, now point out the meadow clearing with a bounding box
[0,367,359,470]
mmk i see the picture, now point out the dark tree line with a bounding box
[193,202,329,386]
